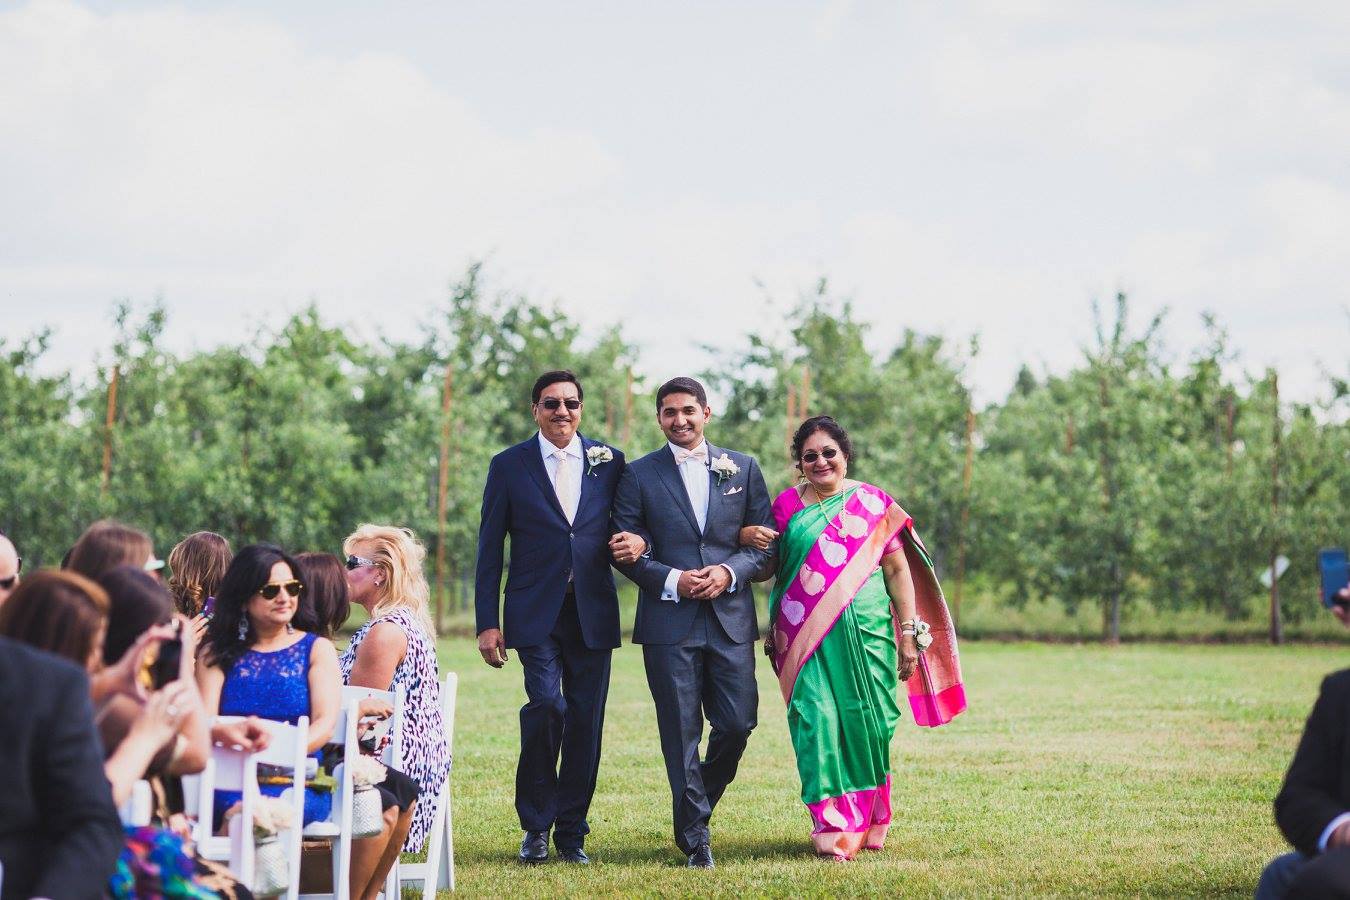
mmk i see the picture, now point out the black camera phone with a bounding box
[148,619,184,689]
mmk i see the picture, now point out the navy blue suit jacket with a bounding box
[475,433,625,650]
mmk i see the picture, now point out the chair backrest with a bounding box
[192,716,310,900]
[338,683,406,768]
[397,670,458,898]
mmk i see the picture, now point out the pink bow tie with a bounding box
[675,445,708,465]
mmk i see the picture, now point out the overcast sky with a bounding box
[2,0,1347,405]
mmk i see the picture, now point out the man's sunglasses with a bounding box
[538,398,581,411]
[258,580,304,600]
[0,557,21,590]
[800,447,840,464]
[345,554,377,571]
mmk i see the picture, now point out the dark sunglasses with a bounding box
[0,557,21,590]
[800,447,840,464]
[539,398,582,411]
[258,580,304,600]
[345,554,376,570]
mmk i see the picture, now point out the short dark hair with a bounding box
[293,552,351,640]
[0,570,109,668]
[98,565,173,666]
[792,415,854,464]
[532,371,584,405]
[656,376,708,411]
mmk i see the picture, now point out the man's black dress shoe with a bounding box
[519,830,549,864]
[687,843,715,869]
[557,846,590,864]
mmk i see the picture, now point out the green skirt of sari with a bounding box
[786,566,901,804]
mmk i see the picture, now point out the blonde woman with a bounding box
[341,524,449,854]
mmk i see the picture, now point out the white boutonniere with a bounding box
[586,444,614,476]
[709,453,739,485]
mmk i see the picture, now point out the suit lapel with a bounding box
[656,445,703,536]
[522,433,569,523]
[702,441,728,533]
[577,435,600,522]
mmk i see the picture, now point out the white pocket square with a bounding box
[723,486,743,495]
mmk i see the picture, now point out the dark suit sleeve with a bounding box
[718,455,774,587]
[1275,671,1350,856]
[35,665,124,900]
[474,452,510,634]
[612,463,672,596]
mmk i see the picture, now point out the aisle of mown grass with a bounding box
[425,639,1340,897]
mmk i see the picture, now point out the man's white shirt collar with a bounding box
[539,431,583,460]
[667,439,708,462]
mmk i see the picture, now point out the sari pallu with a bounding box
[768,483,965,858]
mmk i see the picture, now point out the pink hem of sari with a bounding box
[806,774,892,860]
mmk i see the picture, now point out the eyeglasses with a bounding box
[345,554,377,571]
[0,557,21,590]
[800,447,840,464]
[258,580,304,600]
[538,398,582,411]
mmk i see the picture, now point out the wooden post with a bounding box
[1269,371,1283,645]
[101,364,119,495]
[952,408,976,626]
[435,363,455,634]
[800,365,812,419]
[786,382,798,470]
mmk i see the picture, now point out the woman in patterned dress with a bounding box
[340,524,450,854]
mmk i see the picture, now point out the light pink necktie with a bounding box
[675,445,708,465]
[553,449,577,523]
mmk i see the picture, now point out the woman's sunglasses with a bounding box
[258,580,304,600]
[345,554,377,570]
[800,447,840,464]
[538,398,582,411]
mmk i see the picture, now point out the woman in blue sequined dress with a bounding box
[198,544,340,827]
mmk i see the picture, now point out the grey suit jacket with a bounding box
[613,441,773,645]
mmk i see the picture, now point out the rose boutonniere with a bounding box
[710,453,739,485]
[586,445,614,476]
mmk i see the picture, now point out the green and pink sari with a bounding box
[768,482,965,859]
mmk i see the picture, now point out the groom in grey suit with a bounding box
[609,376,773,868]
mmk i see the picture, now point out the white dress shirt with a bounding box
[539,431,583,521]
[660,439,738,602]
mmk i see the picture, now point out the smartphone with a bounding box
[202,596,215,618]
[143,620,184,689]
[1320,548,1350,608]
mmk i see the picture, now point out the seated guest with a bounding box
[167,531,232,646]
[297,548,419,900]
[1258,584,1350,899]
[67,519,164,581]
[0,532,19,606]
[342,525,449,855]
[0,571,190,806]
[198,544,340,827]
[0,635,124,900]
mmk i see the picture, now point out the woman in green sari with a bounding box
[742,416,965,860]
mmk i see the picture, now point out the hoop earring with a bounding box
[237,616,248,641]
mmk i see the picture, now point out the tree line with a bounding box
[3,265,1345,642]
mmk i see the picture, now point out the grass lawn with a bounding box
[425,638,1341,897]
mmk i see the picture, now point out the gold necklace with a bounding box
[809,482,841,508]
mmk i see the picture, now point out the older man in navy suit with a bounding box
[475,370,631,865]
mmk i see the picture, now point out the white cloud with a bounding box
[0,0,1346,410]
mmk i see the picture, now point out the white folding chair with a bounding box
[305,684,404,900]
[191,716,310,900]
[397,671,457,897]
